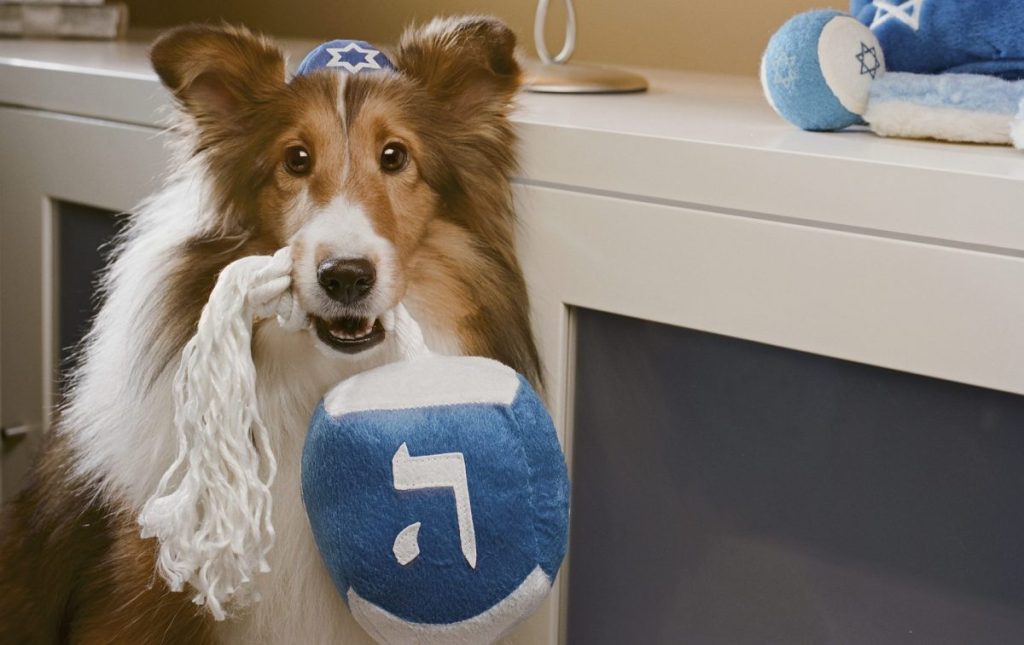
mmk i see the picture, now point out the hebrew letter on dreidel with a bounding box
[392,442,477,568]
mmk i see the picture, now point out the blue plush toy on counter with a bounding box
[761,1,1024,148]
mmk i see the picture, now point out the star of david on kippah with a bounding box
[296,39,395,77]
[325,42,383,73]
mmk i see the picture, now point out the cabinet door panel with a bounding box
[0,107,167,501]
[568,308,1024,644]
[514,185,1024,643]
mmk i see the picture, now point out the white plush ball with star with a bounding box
[761,10,886,131]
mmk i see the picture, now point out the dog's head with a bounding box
[151,19,521,357]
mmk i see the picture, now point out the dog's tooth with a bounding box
[327,317,377,341]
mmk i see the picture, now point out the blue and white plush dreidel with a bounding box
[301,306,570,645]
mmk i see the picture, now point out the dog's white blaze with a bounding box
[292,195,398,322]
[336,74,352,184]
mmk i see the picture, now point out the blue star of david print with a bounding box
[856,42,882,79]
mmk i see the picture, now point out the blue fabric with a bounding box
[296,39,395,77]
[851,0,1024,79]
[762,10,865,131]
[872,71,1024,113]
[509,376,570,579]
[301,376,569,625]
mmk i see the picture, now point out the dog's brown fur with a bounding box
[0,18,539,643]
[0,433,217,643]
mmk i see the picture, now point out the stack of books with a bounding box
[0,0,127,40]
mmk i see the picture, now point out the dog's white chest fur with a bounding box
[216,315,459,644]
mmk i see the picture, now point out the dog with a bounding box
[0,17,540,644]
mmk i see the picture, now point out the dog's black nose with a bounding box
[317,258,376,305]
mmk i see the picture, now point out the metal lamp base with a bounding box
[524,61,648,94]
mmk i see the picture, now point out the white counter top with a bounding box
[2,34,1021,253]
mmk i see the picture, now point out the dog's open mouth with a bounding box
[313,315,386,354]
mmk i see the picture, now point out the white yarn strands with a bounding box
[138,247,306,620]
[138,247,432,620]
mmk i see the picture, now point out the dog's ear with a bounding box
[395,16,521,120]
[150,24,285,128]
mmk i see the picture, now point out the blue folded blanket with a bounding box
[851,0,1024,79]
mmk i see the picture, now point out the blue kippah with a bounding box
[296,39,395,77]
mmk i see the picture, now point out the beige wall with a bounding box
[126,0,825,76]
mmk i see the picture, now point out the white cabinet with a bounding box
[0,107,168,498]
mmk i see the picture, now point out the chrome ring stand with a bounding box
[524,0,648,94]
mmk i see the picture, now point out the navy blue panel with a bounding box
[568,308,1024,645]
[57,202,121,393]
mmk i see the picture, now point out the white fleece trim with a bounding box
[348,565,551,645]
[323,355,520,417]
[1012,99,1024,150]
[866,100,1014,144]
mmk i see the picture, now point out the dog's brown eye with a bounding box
[380,142,408,173]
[284,145,312,176]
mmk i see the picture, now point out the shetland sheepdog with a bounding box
[0,17,540,643]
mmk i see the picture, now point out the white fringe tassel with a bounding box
[1012,97,1024,150]
[138,247,306,620]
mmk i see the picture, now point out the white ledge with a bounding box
[2,33,1021,254]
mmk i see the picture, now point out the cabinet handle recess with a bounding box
[1,424,38,439]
